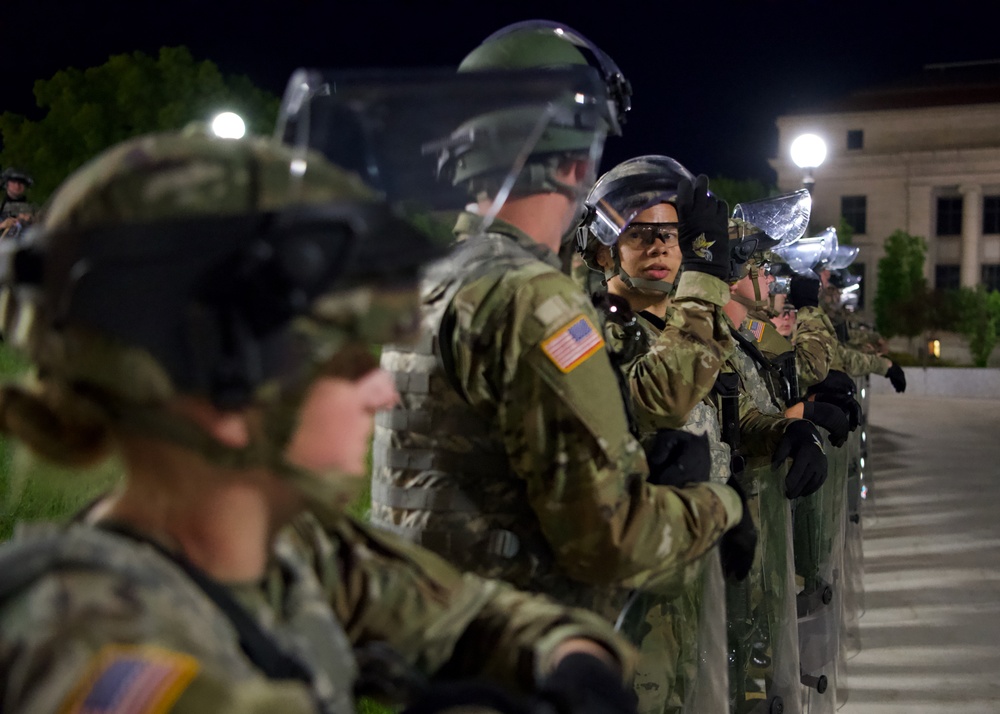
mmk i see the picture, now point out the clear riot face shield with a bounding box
[275,66,610,242]
[772,226,838,279]
[731,189,812,252]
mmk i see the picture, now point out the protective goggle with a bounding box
[619,222,679,249]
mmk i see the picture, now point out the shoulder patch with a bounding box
[747,319,766,342]
[541,315,604,373]
[62,644,199,714]
[533,294,573,327]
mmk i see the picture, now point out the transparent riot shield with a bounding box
[727,461,801,714]
[842,414,865,658]
[616,548,728,714]
[794,434,848,714]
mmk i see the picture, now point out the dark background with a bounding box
[8,0,996,183]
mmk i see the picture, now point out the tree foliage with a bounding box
[707,176,776,209]
[0,47,280,203]
[953,286,1000,367]
[874,229,927,338]
[836,216,855,245]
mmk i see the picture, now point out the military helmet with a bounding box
[0,130,440,477]
[460,20,631,135]
[727,189,812,283]
[1,167,33,187]
[577,155,692,293]
[448,20,630,199]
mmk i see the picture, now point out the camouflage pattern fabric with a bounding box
[725,318,803,714]
[0,510,638,714]
[751,304,836,391]
[831,343,890,377]
[604,272,735,434]
[371,214,742,621]
[598,291,733,714]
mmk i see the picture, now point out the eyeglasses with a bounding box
[619,222,679,249]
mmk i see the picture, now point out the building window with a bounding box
[935,264,961,290]
[937,196,963,236]
[846,129,864,150]
[841,195,867,234]
[983,196,1000,234]
[983,264,1000,291]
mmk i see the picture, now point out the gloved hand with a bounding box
[788,275,821,309]
[886,361,906,393]
[719,476,757,581]
[806,369,856,398]
[645,429,711,487]
[811,391,862,431]
[676,174,730,280]
[772,420,828,499]
[537,653,638,714]
[801,400,850,447]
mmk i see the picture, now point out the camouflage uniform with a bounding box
[724,316,803,714]
[371,215,742,619]
[597,275,734,714]
[601,271,735,436]
[0,511,636,713]
[831,343,890,378]
[749,305,836,394]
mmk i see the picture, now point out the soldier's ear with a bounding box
[595,245,613,270]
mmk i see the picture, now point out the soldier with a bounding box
[577,157,757,714]
[0,167,37,237]
[0,129,641,712]
[371,21,743,622]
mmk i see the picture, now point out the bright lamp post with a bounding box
[790,133,827,193]
[210,111,246,139]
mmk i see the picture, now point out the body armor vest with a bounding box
[0,520,357,714]
[371,232,604,605]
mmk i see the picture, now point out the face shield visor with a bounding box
[827,245,860,270]
[579,155,693,250]
[731,189,811,251]
[276,66,610,242]
[772,226,838,280]
[480,20,632,137]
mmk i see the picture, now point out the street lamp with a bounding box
[211,111,246,139]
[790,133,827,193]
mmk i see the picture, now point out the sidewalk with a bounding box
[838,395,1000,713]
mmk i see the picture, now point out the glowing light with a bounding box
[928,339,941,359]
[861,388,866,399]
[790,133,827,169]
[290,158,307,177]
[574,93,586,104]
[860,457,866,469]
[211,112,246,139]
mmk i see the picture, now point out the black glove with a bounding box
[886,361,906,393]
[806,369,856,398]
[788,275,821,309]
[772,420,828,499]
[645,429,711,487]
[401,680,531,714]
[538,654,638,714]
[812,391,862,431]
[801,400,850,447]
[719,476,757,581]
[676,174,730,280]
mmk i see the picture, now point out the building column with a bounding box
[960,184,982,287]
[908,184,934,283]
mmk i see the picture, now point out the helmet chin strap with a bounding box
[729,262,769,311]
[609,246,673,294]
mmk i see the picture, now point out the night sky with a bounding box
[9,0,997,183]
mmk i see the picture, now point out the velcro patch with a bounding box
[62,644,199,714]
[747,319,766,342]
[541,315,604,373]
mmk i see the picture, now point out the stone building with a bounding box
[769,60,1000,321]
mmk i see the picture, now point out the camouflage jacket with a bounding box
[726,315,791,462]
[0,510,636,714]
[600,272,735,435]
[371,214,741,613]
[746,306,835,396]
[831,342,890,377]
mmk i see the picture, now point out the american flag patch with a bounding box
[541,315,604,373]
[63,645,199,714]
[747,319,766,342]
